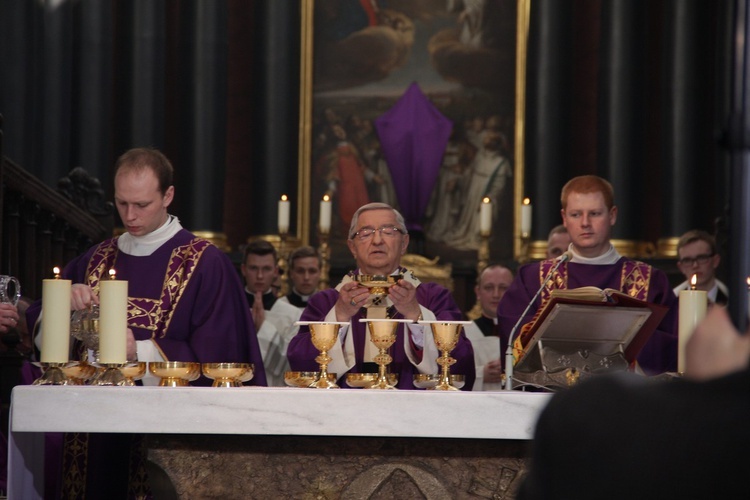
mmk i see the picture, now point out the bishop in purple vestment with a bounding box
[287,203,475,390]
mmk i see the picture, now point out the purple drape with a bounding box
[374,82,453,231]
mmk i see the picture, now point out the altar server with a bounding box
[497,175,678,374]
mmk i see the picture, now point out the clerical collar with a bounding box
[245,288,277,310]
[568,243,621,265]
[118,215,182,257]
[291,287,312,301]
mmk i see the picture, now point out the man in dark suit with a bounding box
[517,306,750,499]
[673,229,729,305]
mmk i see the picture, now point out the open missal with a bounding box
[513,286,669,374]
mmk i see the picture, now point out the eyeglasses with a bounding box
[677,254,714,266]
[351,225,405,241]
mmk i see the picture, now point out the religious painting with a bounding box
[298,0,529,265]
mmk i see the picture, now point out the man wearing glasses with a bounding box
[673,230,728,305]
[287,202,475,389]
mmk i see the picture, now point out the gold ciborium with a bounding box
[359,318,412,389]
[61,362,98,385]
[346,372,398,388]
[284,371,338,388]
[419,321,472,391]
[202,363,254,387]
[413,373,465,390]
[354,274,403,302]
[149,361,201,387]
[296,321,348,389]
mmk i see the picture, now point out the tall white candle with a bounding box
[479,197,492,235]
[320,194,332,234]
[678,275,707,373]
[99,270,128,363]
[40,268,72,363]
[278,194,290,234]
[521,197,532,235]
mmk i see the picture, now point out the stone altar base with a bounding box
[147,434,531,499]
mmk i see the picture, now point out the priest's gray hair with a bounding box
[349,203,408,239]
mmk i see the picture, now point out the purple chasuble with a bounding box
[497,257,678,375]
[27,229,267,386]
[287,278,475,390]
[374,82,453,231]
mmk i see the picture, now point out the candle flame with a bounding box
[523,197,531,205]
[482,196,491,204]
[109,269,117,280]
[281,194,288,201]
[323,194,330,202]
[53,266,61,278]
[690,274,697,290]
[746,276,750,288]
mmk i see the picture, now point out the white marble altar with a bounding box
[8,385,552,498]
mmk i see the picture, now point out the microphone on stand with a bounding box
[504,250,572,390]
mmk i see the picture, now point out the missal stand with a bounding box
[512,287,669,390]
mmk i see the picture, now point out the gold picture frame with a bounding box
[297,0,530,262]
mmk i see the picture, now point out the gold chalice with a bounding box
[202,363,254,387]
[296,321,348,389]
[284,371,338,388]
[354,274,403,302]
[419,321,472,391]
[149,361,201,387]
[359,318,413,389]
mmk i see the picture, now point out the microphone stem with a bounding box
[504,256,568,390]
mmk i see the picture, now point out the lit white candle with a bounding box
[678,274,707,373]
[40,267,72,363]
[278,194,290,234]
[479,197,492,235]
[746,277,750,317]
[99,269,128,363]
[320,194,332,234]
[521,197,532,235]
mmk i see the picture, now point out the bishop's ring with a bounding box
[350,299,357,306]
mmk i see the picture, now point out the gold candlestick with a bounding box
[318,230,330,290]
[477,232,490,276]
[519,231,531,263]
[277,231,289,297]
[32,362,75,385]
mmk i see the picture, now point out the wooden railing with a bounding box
[0,115,114,435]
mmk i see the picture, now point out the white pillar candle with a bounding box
[278,194,290,234]
[521,197,532,235]
[99,271,128,363]
[479,197,492,235]
[678,276,707,373]
[40,269,72,363]
[320,194,332,234]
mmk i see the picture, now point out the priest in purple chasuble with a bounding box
[497,175,678,375]
[24,148,266,498]
[287,203,475,390]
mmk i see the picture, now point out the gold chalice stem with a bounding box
[367,320,398,390]
[311,349,338,388]
[435,351,458,391]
